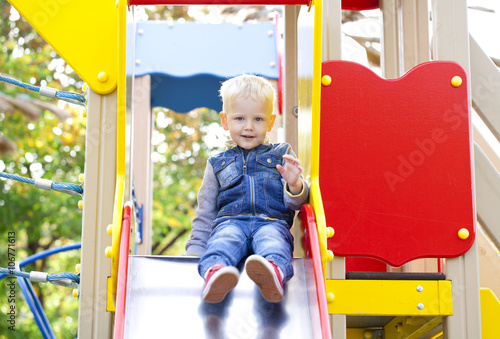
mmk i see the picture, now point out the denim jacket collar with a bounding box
[224,137,271,150]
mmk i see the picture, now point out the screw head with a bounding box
[105,246,112,258]
[417,303,424,310]
[416,285,423,292]
[458,228,469,240]
[327,227,335,238]
[97,72,108,83]
[451,75,462,87]
[322,75,332,86]
[326,250,334,261]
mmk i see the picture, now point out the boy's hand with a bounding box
[276,154,303,195]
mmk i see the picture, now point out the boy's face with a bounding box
[220,96,276,150]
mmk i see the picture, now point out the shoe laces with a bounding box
[268,261,283,287]
[205,264,225,282]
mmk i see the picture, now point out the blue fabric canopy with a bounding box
[132,21,279,113]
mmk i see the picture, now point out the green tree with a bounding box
[140,5,281,255]
[140,5,281,256]
[0,4,282,338]
[0,4,84,338]
[151,107,225,255]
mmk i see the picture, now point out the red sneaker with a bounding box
[202,264,239,303]
[245,255,284,303]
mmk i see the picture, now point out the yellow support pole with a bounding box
[107,0,127,311]
[308,0,330,277]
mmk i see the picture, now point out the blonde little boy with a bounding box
[185,74,308,303]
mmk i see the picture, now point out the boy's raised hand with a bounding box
[276,154,304,195]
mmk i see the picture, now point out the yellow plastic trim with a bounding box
[107,277,115,312]
[438,279,453,314]
[8,0,117,94]
[306,0,328,278]
[310,0,322,181]
[326,280,453,316]
[107,0,127,312]
[384,315,444,338]
[346,328,370,338]
[310,179,328,274]
[481,288,500,338]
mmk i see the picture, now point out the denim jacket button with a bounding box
[221,161,225,166]
[267,158,272,163]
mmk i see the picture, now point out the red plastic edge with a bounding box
[300,204,332,339]
[341,0,379,10]
[275,14,283,115]
[129,0,309,5]
[113,204,132,339]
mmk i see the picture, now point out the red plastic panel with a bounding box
[130,0,309,5]
[346,257,386,273]
[342,0,379,10]
[320,60,474,267]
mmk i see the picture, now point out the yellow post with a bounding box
[308,0,330,276]
[108,0,128,311]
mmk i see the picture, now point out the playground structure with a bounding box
[4,0,500,338]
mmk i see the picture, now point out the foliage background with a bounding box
[0,3,86,338]
[0,2,382,338]
[0,3,228,338]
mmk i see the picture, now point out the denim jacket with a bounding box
[211,142,296,224]
[185,140,309,256]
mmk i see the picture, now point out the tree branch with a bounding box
[157,229,188,255]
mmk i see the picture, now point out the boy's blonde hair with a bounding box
[219,74,275,114]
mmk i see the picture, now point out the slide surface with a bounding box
[124,256,322,338]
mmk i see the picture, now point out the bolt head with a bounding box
[451,75,462,87]
[97,72,108,83]
[458,228,469,240]
[322,75,332,86]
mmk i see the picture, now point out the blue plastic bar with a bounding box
[17,277,56,339]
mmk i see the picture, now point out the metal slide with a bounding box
[123,256,323,338]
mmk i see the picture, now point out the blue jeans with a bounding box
[198,216,294,282]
